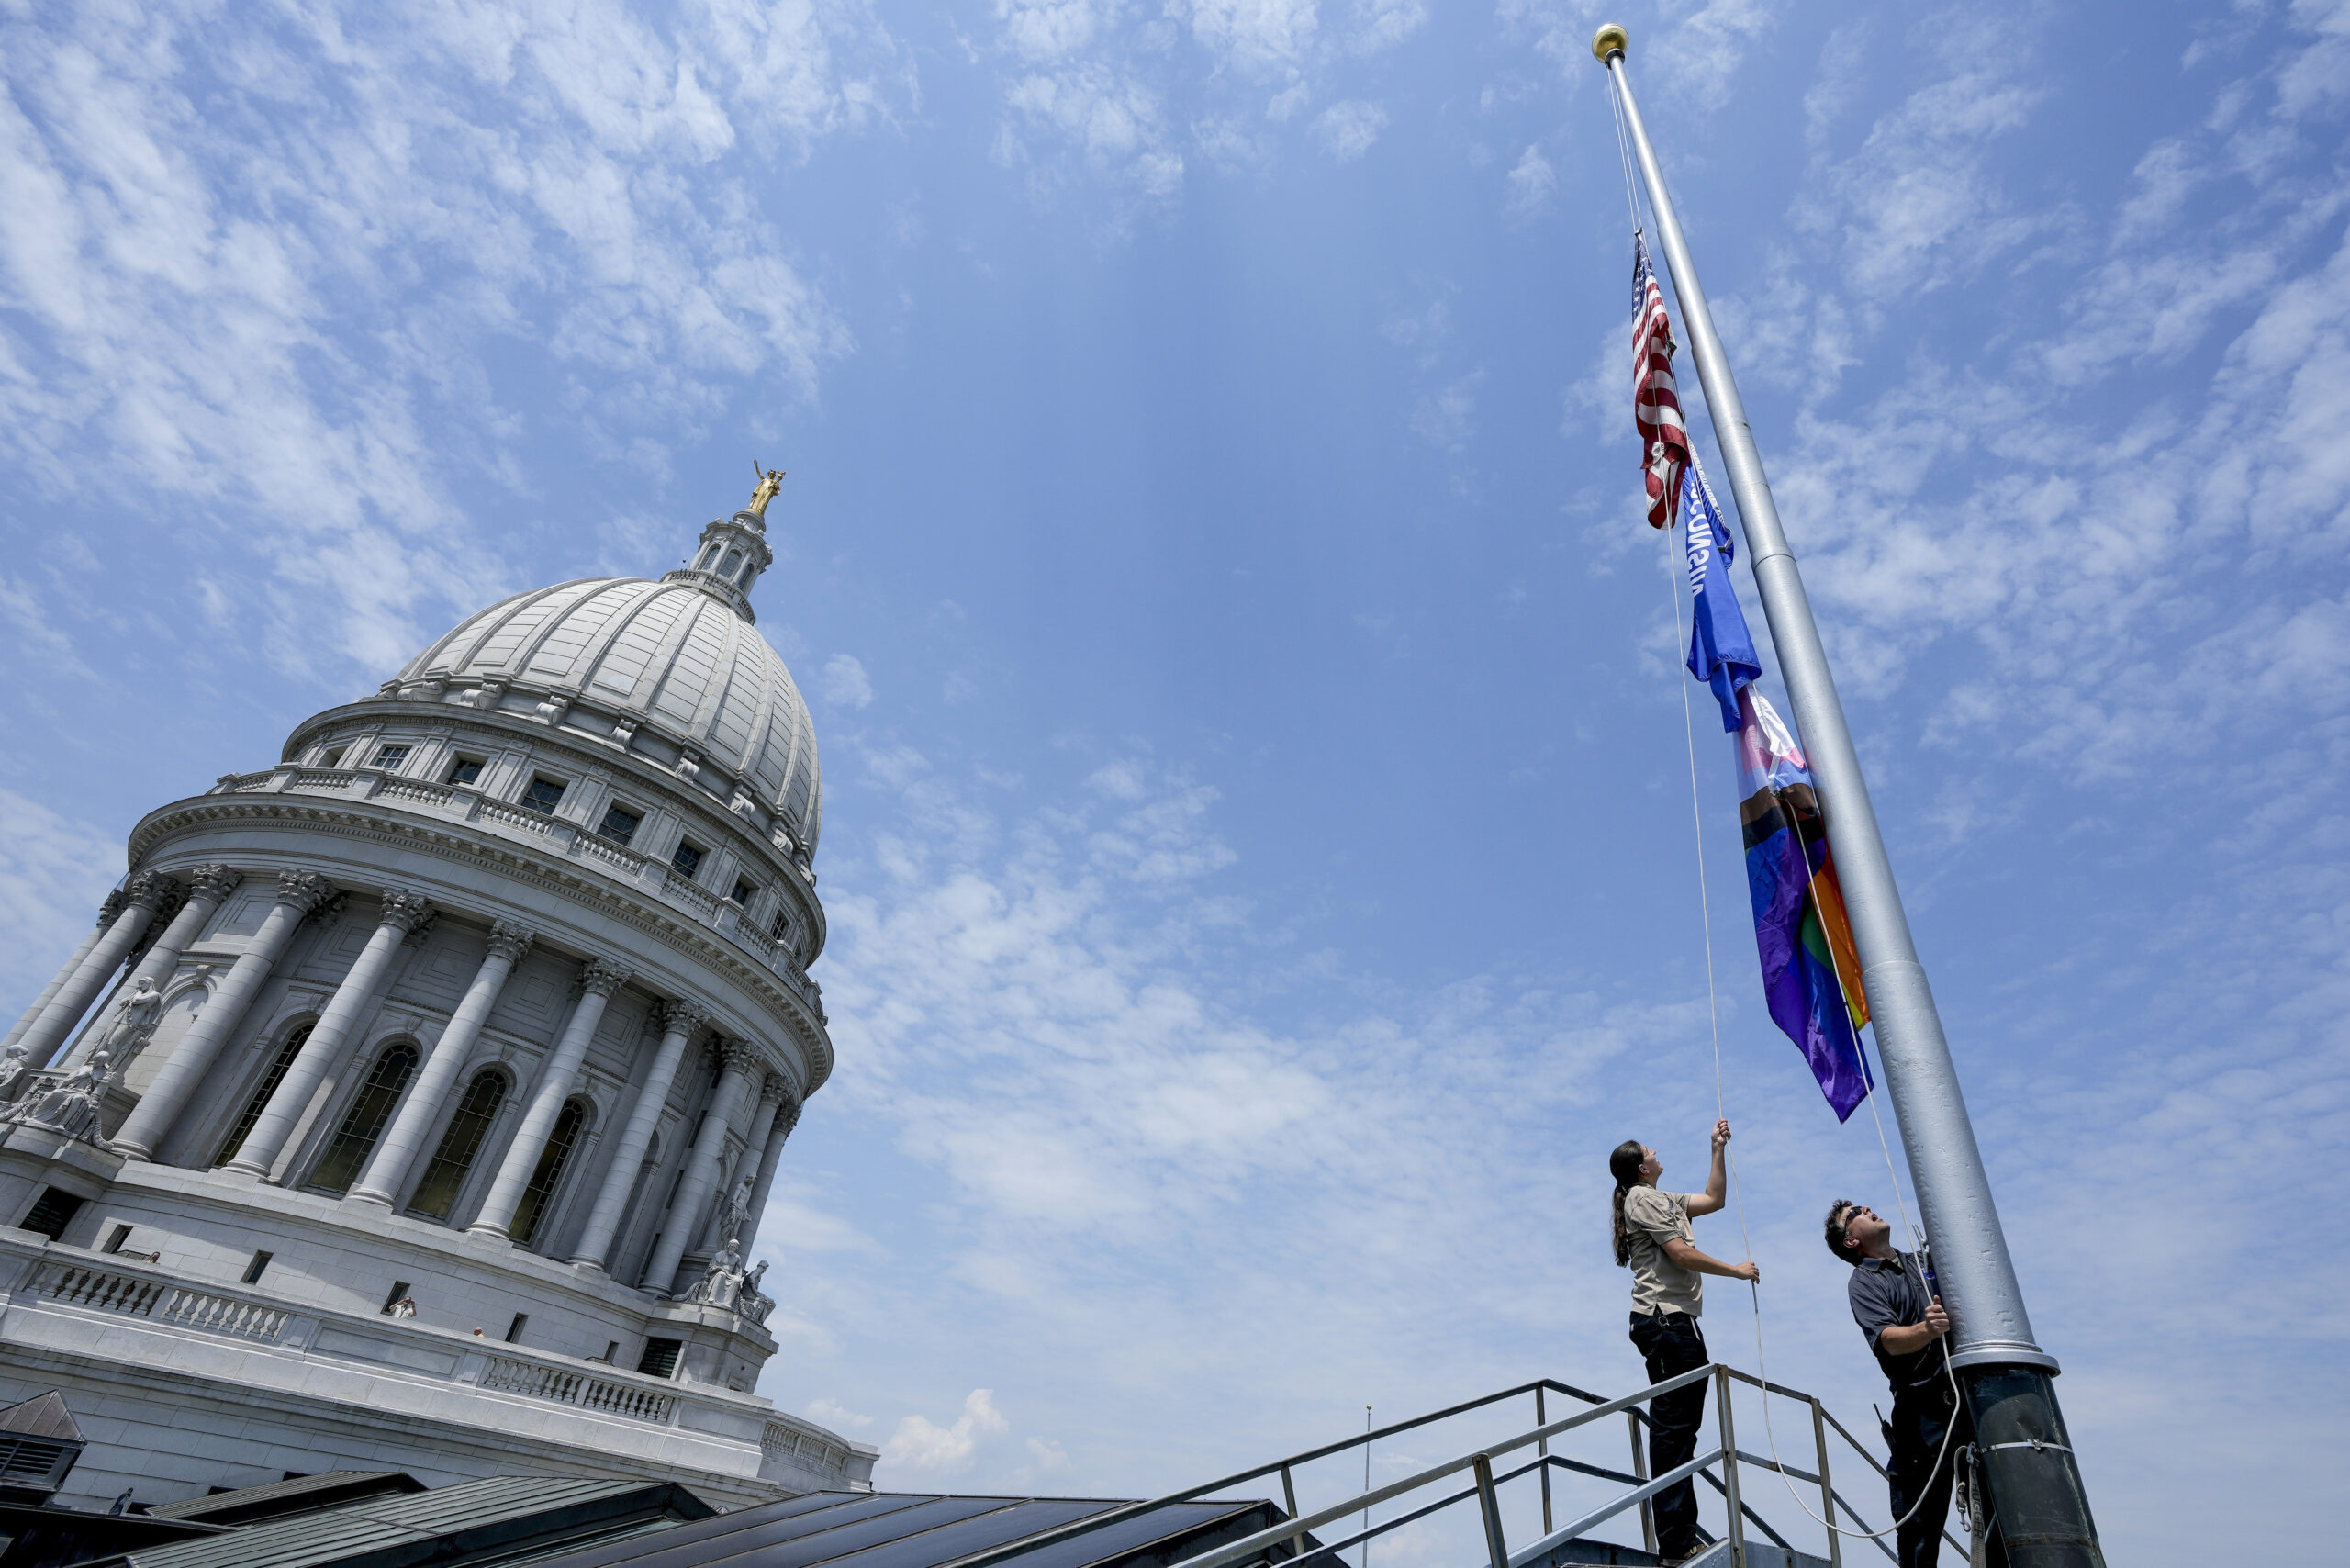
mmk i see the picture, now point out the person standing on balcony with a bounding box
[1825,1199,1974,1568]
[1610,1121,1758,1567]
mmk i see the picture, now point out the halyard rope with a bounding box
[1657,521,1964,1548]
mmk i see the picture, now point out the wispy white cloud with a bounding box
[1411,370,1483,451]
[1504,143,1556,220]
[821,653,878,710]
[1312,98,1387,160]
[882,1387,1011,1473]
[983,0,1420,200]
[997,63,1186,204]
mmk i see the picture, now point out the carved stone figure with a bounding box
[0,1045,30,1103]
[9,1051,114,1144]
[739,1261,775,1325]
[96,977,164,1063]
[686,1239,744,1309]
[722,1176,753,1243]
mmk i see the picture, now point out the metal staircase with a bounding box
[941,1366,1970,1568]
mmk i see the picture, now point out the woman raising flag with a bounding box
[1610,1121,1759,1566]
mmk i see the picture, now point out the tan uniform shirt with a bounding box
[1623,1186,1702,1317]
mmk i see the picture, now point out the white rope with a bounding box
[1653,512,1964,1542]
[1606,72,1646,239]
[1610,83,1966,1531]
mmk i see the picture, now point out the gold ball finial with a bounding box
[1592,23,1628,64]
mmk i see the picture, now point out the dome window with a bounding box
[598,802,643,846]
[520,775,566,814]
[321,745,347,768]
[371,744,410,771]
[670,840,705,879]
[510,1099,588,1247]
[696,544,720,570]
[309,1041,419,1194]
[408,1069,508,1221]
[216,1025,312,1167]
[718,549,743,578]
[734,559,756,586]
[447,756,484,787]
[769,909,792,944]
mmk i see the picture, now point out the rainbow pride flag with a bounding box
[1735,688,1874,1120]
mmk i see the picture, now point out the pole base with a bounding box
[1961,1366,2105,1568]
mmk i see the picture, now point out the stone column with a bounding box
[348,920,534,1209]
[738,1090,800,1257]
[697,1076,785,1254]
[638,1040,759,1294]
[123,866,243,995]
[17,873,178,1066]
[225,889,436,1180]
[466,958,632,1240]
[4,896,121,1051]
[113,869,335,1161]
[568,1000,703,1273]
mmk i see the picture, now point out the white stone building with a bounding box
[0,487,878,1509]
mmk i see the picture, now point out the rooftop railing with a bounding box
[934,1367,1965,1568]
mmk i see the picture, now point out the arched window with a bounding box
[510,1099,589,1246]
[215,1025,312,1167]
[718,548,743,578]
[309,1042,418,1193]
[696,543,719,569]
[733,558,755,586]
[408,1070,507,1220]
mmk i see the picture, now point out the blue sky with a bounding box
[5,1,2347,1561]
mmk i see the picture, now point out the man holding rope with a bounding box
[1825,1199,1975,1568]
[1610,1120,1758,1566]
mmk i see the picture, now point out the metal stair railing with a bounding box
[930,1364,1964,1568]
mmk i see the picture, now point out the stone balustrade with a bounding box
[478,1355,675,1424]
[762,1419,856,1476]
[40,1261,291,1340]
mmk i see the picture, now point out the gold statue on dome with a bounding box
[748,460,786,519]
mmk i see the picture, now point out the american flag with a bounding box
[1631,234,1690,530]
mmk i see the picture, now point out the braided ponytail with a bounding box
[1609,1139,1647,1267]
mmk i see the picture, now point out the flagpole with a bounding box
[1593,25,2103,1566]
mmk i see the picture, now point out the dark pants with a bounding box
[1628,1311,1707,1558]
[1886,1378,1970,1568]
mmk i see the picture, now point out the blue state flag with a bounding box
[1682,458,1761,731]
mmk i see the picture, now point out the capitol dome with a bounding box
[397,572,822,852]
[0,476,871,1510]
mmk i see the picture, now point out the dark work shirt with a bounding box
[1847,1249,1948,1389]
